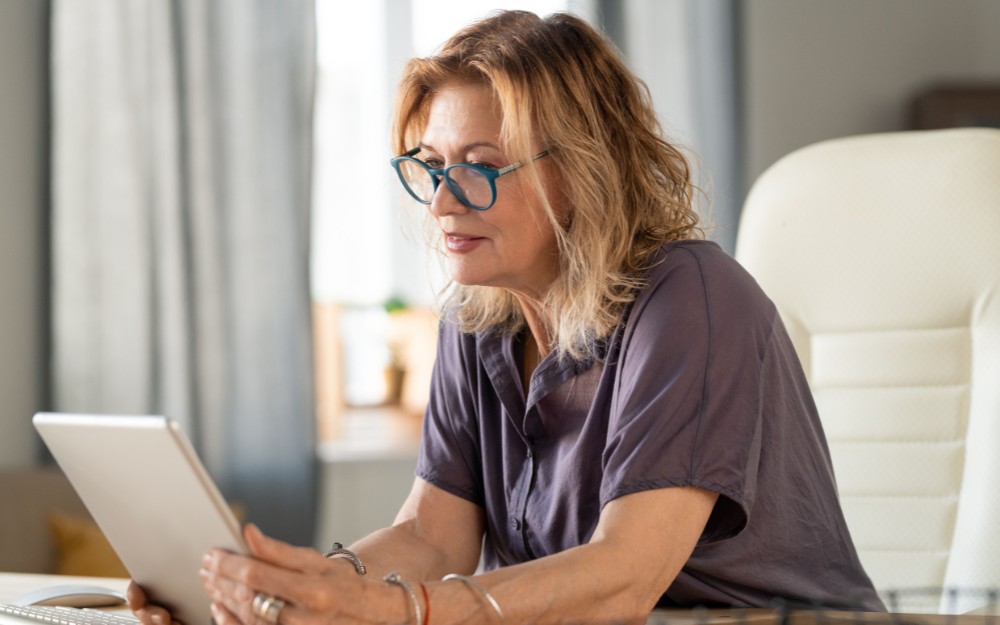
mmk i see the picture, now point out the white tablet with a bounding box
[33,413,248,625]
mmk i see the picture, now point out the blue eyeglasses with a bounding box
[390,147,550,211]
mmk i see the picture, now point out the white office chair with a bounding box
[735,128,1000,613]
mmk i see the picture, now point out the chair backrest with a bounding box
[735,128,1000,613]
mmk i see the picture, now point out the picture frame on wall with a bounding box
[911,85,1000,130]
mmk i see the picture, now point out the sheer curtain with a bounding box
[603,0,744,254]
[50,0,317,545]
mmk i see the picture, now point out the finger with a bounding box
[202,566,336,625]
[260,601,319,625]
[243,524,329,575]
[210,600,245,625]
[204,535,332,601]
[127,583,174,625]
[223,591,275,625]
[204,548,290,593]
[126,581,146,612]
[134,604,172,625]
[204,548,364,620]
[201,565,256,621]
[205,531,367,617]
[202,553,331,618]
[202,549,287,618]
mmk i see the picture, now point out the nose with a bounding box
[428,175,470,217]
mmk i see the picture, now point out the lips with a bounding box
[444,231,486,253]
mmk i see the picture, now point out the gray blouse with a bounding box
[416,240,884,611]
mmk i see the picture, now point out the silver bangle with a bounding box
[442,573,504,622]
[383,572,422,625]
[324,542,367,575]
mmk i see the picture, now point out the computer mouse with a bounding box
[11,583,129,608]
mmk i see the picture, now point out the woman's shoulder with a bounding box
[648,239,742,274]
[635,240,776,324]
[644,240,759,291]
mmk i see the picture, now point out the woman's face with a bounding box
[420,83,560,300]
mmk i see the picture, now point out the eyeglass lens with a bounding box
[396,159,494,209]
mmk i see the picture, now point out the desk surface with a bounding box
[0,573,130,604]
[1,572,996,625]
[647,609,999,625]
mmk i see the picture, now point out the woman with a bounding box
[131,10,883,625]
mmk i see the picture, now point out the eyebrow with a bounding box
[417,141,502,154]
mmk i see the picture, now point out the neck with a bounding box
[514,295,552,360]
[514,295,553,394]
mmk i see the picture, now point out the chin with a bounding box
[448,263,490,287]
[450,274,489,288]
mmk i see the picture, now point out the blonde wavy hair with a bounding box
[392,10,702,361]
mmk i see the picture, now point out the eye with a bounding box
[421,158,445,169]
[469,160,500,171]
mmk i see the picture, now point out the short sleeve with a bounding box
[415,321,486,506]
[602,244,777,543]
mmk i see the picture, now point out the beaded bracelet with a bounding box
[323,542,367,575]
[442,573,505,622]
[384,572,423,625]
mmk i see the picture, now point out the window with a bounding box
[312,1,594,435]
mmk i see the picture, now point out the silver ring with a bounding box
[252,593,286,625]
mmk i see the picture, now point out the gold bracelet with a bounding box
[384,571,423,625]
[442,573,505,622]
[324,542,367,575]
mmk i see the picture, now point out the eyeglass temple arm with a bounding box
[497,149,550,176]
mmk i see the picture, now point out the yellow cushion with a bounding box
[48,511,128,578]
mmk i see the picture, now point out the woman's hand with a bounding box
[199,524,411,625]
[126,581,181,625]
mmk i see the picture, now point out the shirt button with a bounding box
[510,518,520,531]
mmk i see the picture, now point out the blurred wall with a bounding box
[0,0,48,469]
[744,0,1000,185]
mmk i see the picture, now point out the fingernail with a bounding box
[152,614,165,625]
